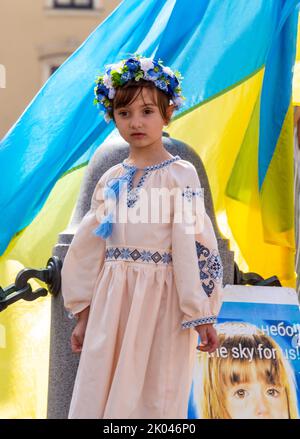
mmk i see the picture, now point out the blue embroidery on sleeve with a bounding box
[182,186,204,202]
[181,315,217,329]
[195,241,223,297]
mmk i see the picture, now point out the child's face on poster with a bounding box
[225,371,289,419]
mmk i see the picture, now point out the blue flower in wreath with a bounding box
[125,58,140,72]
[121,71,133,83]
[169,75,179,89]
[97,82,108,96]
[152,59,164,72]
[154,79,169,92]
[145,67,161,80]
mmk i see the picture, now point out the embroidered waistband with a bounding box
[105,246,173,265]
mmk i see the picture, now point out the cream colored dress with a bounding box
[61,155,223,419]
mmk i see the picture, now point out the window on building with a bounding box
[45,0,103,13]
[40,55,67,85]
[53,0,93,9]
[50,65,60,75]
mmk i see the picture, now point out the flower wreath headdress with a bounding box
[93,53,185,123]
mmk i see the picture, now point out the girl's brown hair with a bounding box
[109,79,172,124]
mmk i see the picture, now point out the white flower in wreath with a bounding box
[173,96,184,107]
[108,87,116,99]
[162,66,175,77]
[139,58,154,73]
[110,60,124,73]
[103,73,113,88]
[104,112,112,123]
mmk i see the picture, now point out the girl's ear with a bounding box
[164,104,175,126]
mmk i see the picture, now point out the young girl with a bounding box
[61,54,224,419]
[192,322,299,419]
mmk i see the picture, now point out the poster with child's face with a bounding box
[188,286,300,419]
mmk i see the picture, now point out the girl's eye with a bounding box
[144,108,153,114]
[233,389,248,399]
[266,388,280,397]
[118,111,128,117]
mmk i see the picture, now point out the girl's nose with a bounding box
[129,116,142,129]
[255,395,269,418]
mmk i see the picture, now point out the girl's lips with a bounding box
[131,133,146,137]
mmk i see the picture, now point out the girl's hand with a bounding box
[71,319,88,354]
[194,323,219,353]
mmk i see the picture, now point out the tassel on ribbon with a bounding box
[93,167,137,239]
[104,174,131,200]
[93,212,114,239]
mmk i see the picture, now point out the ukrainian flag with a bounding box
[293,11,300,104]
[0,0,299,418]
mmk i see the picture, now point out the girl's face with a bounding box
[225,370,289,419]
[113,87,171,150]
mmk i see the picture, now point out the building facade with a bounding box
[0,0,121,138]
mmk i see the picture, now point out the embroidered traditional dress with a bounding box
[61,155,224,419]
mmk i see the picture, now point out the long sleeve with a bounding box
[171,161,224,330]
[61,175,107,319]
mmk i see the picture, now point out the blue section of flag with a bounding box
[259,0,299,188]
[0,0,299,253]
